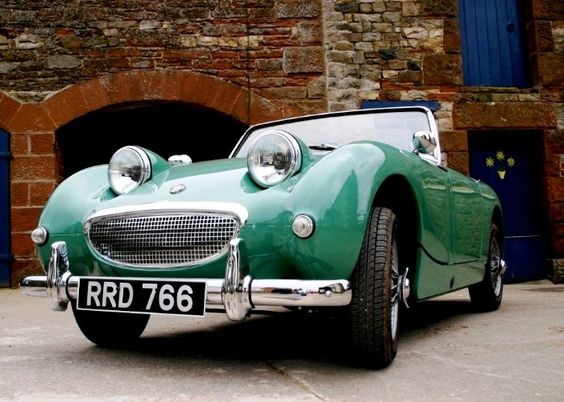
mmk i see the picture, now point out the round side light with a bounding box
[292,215,315,239]
[31,226,49,245]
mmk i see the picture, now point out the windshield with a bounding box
[233,109,432,157]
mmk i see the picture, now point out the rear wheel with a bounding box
[469,224,504,311]
[71,303,149,347]
[348,207,401,368]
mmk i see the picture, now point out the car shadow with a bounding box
[85,297,485,367]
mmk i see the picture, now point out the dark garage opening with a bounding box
[56,101,248,178]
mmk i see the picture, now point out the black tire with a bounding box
[469,224,504,311]
[348,207,401,369]
[71,303,149,347]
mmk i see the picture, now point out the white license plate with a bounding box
[77,277,206,317]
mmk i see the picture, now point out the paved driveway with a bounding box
[1,281,563,401]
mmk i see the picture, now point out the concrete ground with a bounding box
[1,281,563,402]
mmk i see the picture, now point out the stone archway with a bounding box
[42,70,282,130]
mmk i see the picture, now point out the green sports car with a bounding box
[21,106,505,368]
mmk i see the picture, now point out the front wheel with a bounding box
[469,224,504,311]
[348,207,401,368]
[71,303,149,347]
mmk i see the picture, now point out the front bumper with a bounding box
[20,240,352,321]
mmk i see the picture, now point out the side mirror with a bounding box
[168,154,192,166]
[412,131,437,155]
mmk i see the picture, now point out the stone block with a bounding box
[8,104,56,133]
[533,0,564,20]
[402,2,420,17]
[539,53,564,86]
[283,47,324,74]
[420,0,457,17]
[423,54,462,85]
[15,34,42,50]
[439,130,468,152]
[46,55,81,69]
[444,18,460,53]
[547,177,564,202]
[335,2,359,13]
[262,86,307,99]
[276,1,320,18]
[548,258,564,284]
[307,76,326,98]
[297,21,322,44]
[453,102,556,129]
[382,11,401,23]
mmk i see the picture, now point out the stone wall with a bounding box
[0,0,326,113]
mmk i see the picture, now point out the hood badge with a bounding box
[169,184,186,195]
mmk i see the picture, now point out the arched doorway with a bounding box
[56,101,248,178]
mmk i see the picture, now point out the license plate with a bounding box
[76,277,206,317]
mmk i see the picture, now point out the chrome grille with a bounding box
[87,212,240,267]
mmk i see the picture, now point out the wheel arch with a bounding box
[372,175,420,279]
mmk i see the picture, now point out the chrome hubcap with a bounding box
[489,237,503,297]
[390,239,400,341]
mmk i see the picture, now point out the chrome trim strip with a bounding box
[20,240,352,320]
[85,201,249,225]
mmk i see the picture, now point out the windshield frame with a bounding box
[230,106,441,166]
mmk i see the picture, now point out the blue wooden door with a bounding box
[0,129,10,287]
[459,0,530,87]
[469,131,544,282]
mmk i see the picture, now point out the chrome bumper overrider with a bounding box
[20,240,352,321]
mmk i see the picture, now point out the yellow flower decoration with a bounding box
[486,157,495,167]
[496,151,505,161]
[507,157,515,167]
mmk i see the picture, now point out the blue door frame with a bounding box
[0,129,10,287]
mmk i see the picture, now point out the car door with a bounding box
[448,169,484,264]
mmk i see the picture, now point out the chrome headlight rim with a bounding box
[246,130,302,188]
[108,146,152,195]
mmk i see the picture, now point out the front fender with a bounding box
[282,143,391,280]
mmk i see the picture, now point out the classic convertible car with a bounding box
[21,106,505,368]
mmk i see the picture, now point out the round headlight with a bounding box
[108,146,152,195]
[247,130,302,187]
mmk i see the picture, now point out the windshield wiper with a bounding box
[309,143,338,151]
